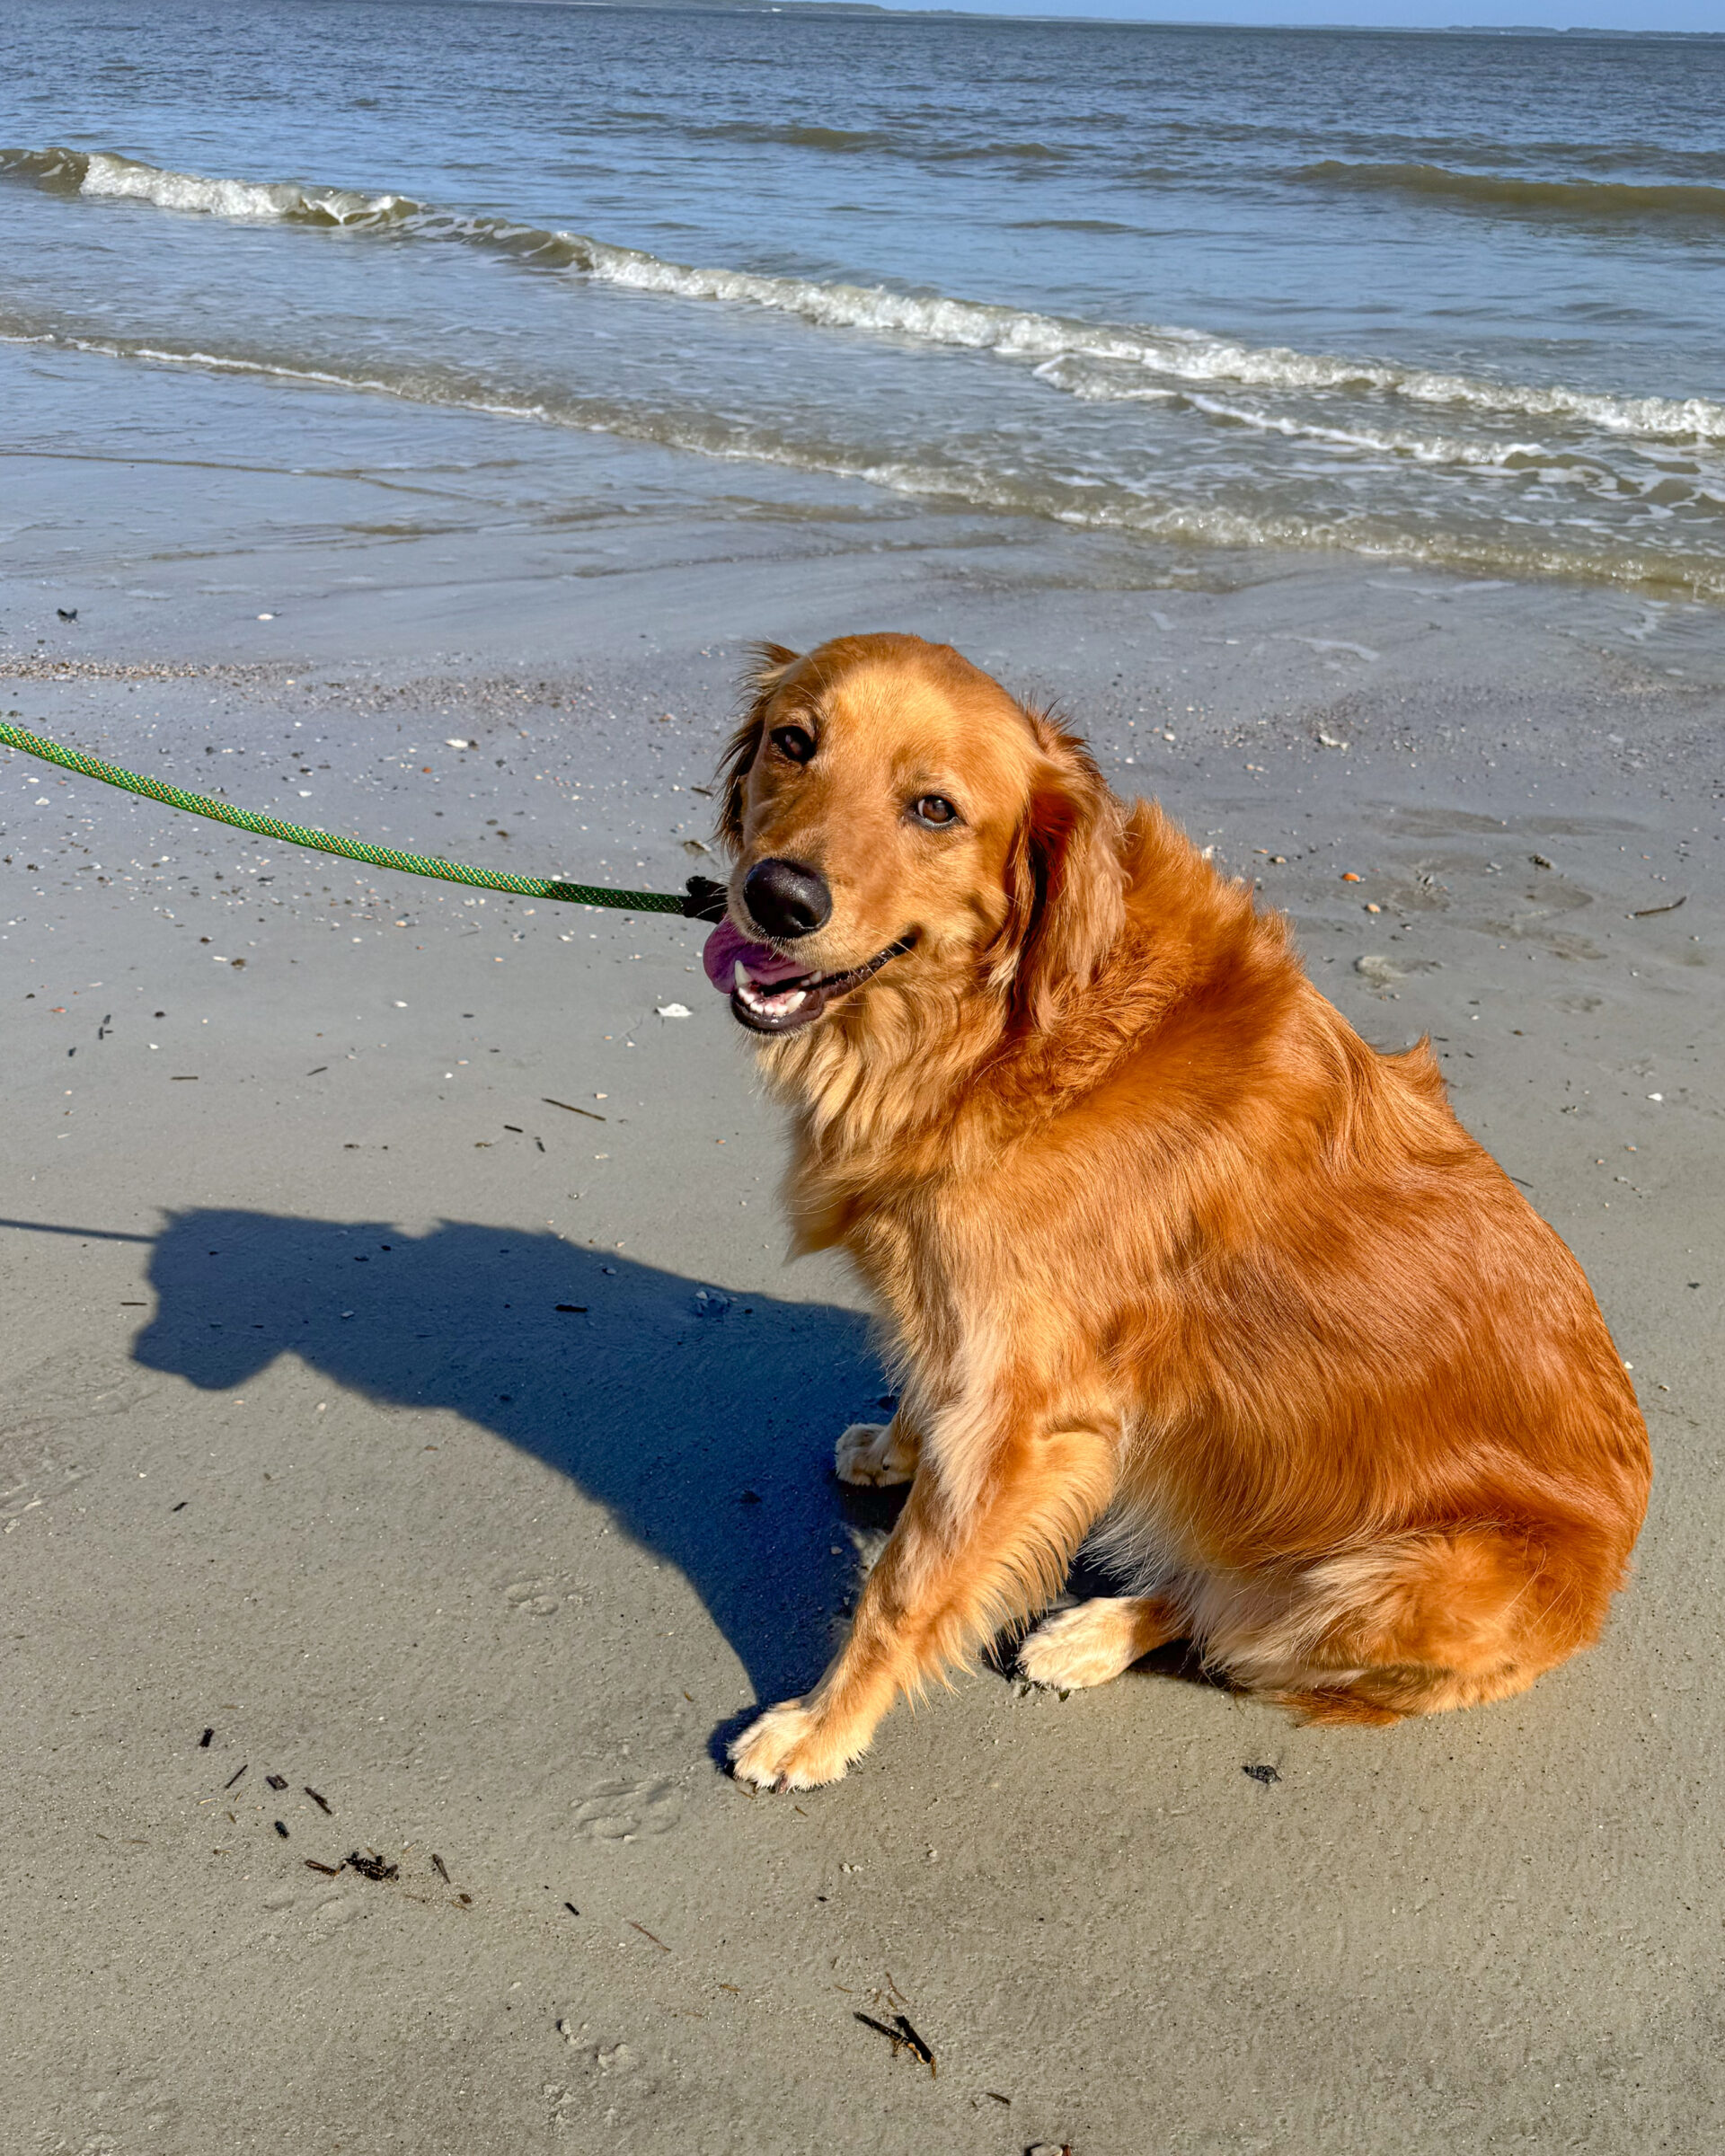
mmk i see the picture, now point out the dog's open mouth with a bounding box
[703,917,913,1035]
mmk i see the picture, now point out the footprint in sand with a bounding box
[571,1776,683,1842]
[70,2068,181,2146]
[505,1577,563,1616]
[260,1879,360,1936]
[545,2037,659,2131]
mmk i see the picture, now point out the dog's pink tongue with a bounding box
[702,917,807,994]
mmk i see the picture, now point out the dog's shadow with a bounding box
[129,1207,1225,1737]
[130,1209,897,1712]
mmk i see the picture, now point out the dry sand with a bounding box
[4,504,1724,2154]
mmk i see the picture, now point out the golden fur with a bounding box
[717,633,1651,1790]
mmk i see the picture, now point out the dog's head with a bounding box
[708,633,1124,1041]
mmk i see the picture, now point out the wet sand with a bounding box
[5,510,1724,2153]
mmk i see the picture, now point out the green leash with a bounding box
[0,719,728,922]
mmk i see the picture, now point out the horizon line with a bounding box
[414,0,1725,31]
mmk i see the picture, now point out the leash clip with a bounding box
[681,874,729,923]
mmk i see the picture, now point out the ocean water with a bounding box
[4,0,1725,598]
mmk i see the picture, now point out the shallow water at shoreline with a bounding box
[4,0,1725,599]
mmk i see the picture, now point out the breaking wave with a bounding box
[0,144,417,226]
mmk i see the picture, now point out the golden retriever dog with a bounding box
[703,632,1650,1791]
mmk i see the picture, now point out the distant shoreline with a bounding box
[344,0,1725,36]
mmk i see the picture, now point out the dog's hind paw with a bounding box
[1018,1596,1180,1692]
[835,1420,917,1488]
[728,1701,859,1791]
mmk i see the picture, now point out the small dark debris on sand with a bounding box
[628,1921,671,1953]
[544,1096,605,1122]
[431,1853,449,1883]
[223,1763,248,1789]
[554,1303,587,1313]
[346,1850,400,1882]
[1243,1763,1281,1787]
[265,1773,288,1790]
[199,1727,214,1748]
[304,1859,341,1877]
[274,1820,289,1838]
[304,1786,332,1815]
[854,2010,936,2076]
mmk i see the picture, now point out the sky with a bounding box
[870,2,1723,30]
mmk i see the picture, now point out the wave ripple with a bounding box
[1300,159,1725,222]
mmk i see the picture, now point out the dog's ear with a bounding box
[716,642,800,851]
[992,709,1125,1029]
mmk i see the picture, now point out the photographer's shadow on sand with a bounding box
[129,1207,898,1715]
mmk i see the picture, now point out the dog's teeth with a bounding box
[734,960,750,993]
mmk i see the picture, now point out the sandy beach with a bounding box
[4,474,1723,2152]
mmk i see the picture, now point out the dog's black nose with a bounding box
[744,857,831,940]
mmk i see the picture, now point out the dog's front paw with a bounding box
[728,1701,860,1791]
[835,1421,916,1488]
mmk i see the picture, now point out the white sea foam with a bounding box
[1181,394,1556,469]
[4,315,1721,602]
[1046,363,1565,472]
[76,149,413,226]
[8,144,1724,447]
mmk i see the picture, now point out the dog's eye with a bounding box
[911,795,959,828]
[770,725,816,765]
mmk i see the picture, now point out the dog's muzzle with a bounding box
[703,915,914,1034]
